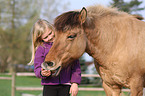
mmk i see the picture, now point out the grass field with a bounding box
[0,74,129,96]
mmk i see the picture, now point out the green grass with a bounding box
[0,74,129,96]
[15,76,42,96]
[0,75,42,96]
[0,79,11,96]
[78,91,106,96]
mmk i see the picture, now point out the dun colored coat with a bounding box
[42,5,145,96]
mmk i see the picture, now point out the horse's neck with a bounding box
[85,29,117,66]
[85,38,108,65]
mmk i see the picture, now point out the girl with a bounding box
[28,19,81,96]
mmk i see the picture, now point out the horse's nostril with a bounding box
[46,61,54,66]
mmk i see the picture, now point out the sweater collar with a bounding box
[43,42,53,47]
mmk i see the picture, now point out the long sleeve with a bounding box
[34,46,47,79]
[71,60,81,84]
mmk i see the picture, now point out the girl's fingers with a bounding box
[47,70,51,74]
[44,73,51,76]
[41,70,51,76]
[69,88,72,94]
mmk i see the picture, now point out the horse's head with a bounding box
[41,8,88,76]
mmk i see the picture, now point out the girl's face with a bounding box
[41,28,55,43]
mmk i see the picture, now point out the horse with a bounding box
[42,5,145,96]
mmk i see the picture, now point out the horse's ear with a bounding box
[79,7,87,24]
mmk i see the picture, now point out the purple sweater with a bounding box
[34,42,81,85]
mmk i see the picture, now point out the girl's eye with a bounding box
[44,36,48,39]
[49,31,52,35]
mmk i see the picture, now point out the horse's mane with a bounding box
[54,5,129,32]
[87,5,128,17]
[54,11,81,32]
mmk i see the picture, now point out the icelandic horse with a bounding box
[42,5,145,96]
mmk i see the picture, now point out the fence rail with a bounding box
[0,72,131,96]
[0,77,12,80]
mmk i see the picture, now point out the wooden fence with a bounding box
[0,72,131,96]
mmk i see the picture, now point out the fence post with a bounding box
[11,71,16,96]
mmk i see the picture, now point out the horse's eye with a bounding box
[67,34,77,39]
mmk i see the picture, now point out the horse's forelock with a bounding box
[54,11,81,32]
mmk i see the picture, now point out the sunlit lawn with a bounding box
[0,75,41,96]
[0,74,129,96]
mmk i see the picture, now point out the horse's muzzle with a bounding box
[46,61,54,67]
[41,62,61,76]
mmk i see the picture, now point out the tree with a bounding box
[40,0,69,23]
[0,0,41,72]
[110,0,145,15]
[0,0,69,72]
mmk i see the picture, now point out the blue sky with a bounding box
[68,0,111,10]
[64,0,145,20]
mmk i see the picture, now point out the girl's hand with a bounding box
[69,83,78,96]
[41,68,51,76]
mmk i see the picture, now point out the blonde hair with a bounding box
[28,19,54,65]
